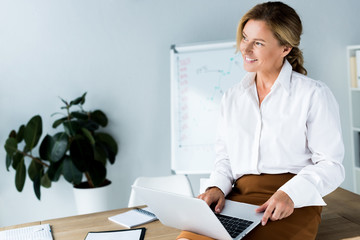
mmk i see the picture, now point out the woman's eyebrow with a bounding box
[242,31,266,42]
[254,38,266,42]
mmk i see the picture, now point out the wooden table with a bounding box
[0,207,180,240]
[316,188,360,240]
[1,188,359,239]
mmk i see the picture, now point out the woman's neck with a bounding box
[255,58,284,90]
[255,69,281,106]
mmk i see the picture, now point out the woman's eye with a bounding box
[255,42,264,46]
[242,35,248,41]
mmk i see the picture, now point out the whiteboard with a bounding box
[170,41,247,174]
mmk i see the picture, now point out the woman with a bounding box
[177,1,344,240]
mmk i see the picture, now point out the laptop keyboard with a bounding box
[215,214,253,238]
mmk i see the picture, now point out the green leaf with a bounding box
[39,135,52,160]
[47,160,63,182]
[83,120,99,132]
[15,158,26,192]
[52,117,67,128]
[79,92,87,105]
[41,173,51,188]
[40,133,68,162]
[94,143,107,165]
[12,152,24,170]
[70,92,87,106]
[69,136,94,171]
[87,161,106,187]
[95,133,118,164]
[51,132,68,161]
[24,115,43,151]
[4,137,18,156]
[33,175,41,200]
[23,144,31,153]
[16,125,25,143]
[63,120,80,136]
[28,160,43,181]
[6,154,12,171]
[62,156,82,185]
[81,128,95,145]
[9,130,16,138]
[91,110,108,127]
[60,97,68,106]
[71,111,88,120]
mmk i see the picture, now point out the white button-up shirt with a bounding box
[206,60,345,208]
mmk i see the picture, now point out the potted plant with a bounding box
[4,92,118,204]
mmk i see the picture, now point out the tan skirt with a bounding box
[176,173,322,240]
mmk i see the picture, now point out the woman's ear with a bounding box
[282,45,292,57]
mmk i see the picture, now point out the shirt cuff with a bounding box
[202,173,233,196]
[279,175,326,208]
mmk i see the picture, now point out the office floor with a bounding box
[316,188,360,240]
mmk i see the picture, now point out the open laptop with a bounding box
[132,185,263,240]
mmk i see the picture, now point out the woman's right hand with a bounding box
[198,187,225,214]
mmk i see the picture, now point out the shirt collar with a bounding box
[240,59,293,93]
[275,59,292,93]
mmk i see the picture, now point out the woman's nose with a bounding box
[242,42,252,54]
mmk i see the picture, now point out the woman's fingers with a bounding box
[256,190,294,226]
[198,187,225,213]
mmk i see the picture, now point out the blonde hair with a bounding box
[236,1,307,75]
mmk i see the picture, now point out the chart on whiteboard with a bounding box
[171,44,246,173]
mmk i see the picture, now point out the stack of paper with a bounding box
[0,224,53,240]
[85,228,146,240]
[108,207,158,228]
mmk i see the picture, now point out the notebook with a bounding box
[0,224,53,240]
[84,228,146,240]
[132,185,263,240]
[108,207,158,228]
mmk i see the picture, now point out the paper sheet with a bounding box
[0,224,53,240]
[108,207,157,228]
[84,228,145,240]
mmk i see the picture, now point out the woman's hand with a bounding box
[256,190,294,226]
[198,187,225,213]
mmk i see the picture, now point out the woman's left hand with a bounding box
[255,190,294,226]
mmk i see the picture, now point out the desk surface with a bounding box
[316,187,360,240]
[0,208,181,240]
[43,208,181,240]
[1,187,359,240]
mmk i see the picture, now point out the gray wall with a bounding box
[0,0,359,226]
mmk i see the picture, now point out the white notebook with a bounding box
[0,224,53,240]
[108,207,158,228]
[84,228,146,240]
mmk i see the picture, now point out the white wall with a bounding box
[0,0,359,227]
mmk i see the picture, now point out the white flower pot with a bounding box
[73,180,112,215]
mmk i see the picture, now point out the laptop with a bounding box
[132,185,263,240]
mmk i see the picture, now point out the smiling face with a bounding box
[239,19,291,76]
